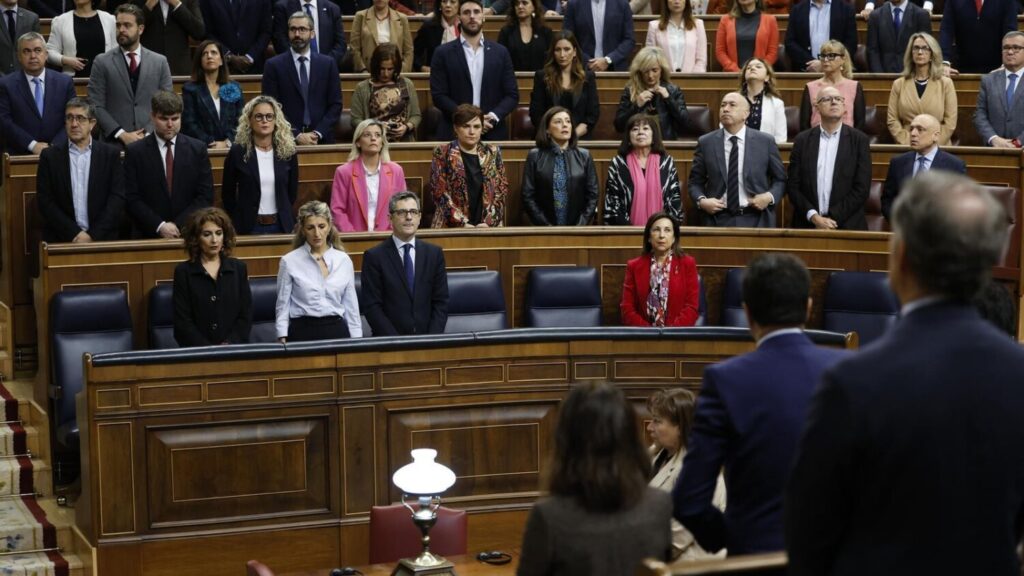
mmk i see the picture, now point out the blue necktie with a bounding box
[892,7,901,31]
[915,155,928,176]
[402,244,414,292]
[298,55,311,127]
[1007,73,1018,110]
[304,3,319,54]
[32,77,43,116]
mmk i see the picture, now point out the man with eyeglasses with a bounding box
[35,97,125,243]
[270,0,346,66]
[787,86,871,231]
[0,32,74,155]
[864,0,930,73]
[262,11,341,144]
[939,0,1016,74]
[784,0,857,73]
[975,31,1024,149]
[881,113,965,220]
[360,191,450,336]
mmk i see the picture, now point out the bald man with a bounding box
[881,113,965,221]
[787,86,872,230]
[689,92,787,228]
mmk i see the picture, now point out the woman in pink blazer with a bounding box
[330,119,407,232]
[645,0,708,73]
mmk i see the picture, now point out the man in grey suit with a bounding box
[865,0,931,73]
[0,0,39,75]
[975,31,1024,148]
[88,3,172,146]
[689,92,787,228]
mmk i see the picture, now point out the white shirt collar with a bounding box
[70,137,93,153]
[291,47,312,61]
[1005,67,1023,80]
[391,235,416,249]
[24,68,44,85]
[460,34,484,48]
[917,145,938,162]
[756,327,804,347]
[725,125,747,140]
[820,122,842,137]
[155,133,176,148]
[121,46,141,59]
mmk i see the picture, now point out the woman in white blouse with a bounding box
[738,56,787,143]
[275,201,363,342]
[645,0,707,73]
[46,0,116,77]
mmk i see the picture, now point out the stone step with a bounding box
[0,550,84,576]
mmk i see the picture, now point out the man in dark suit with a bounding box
[0,0,39,75]
[881,113,966,220]
[787,86,871,231]
[785,0,857,72]
[865,0,931,73]
[785,170,1024,575]
[940,0,1016,74]
[674,253,846,555]
[361,191,449,336]
[133,0,205,75]
[125,90,213,238]
[199,0,272,73]
[974,31,1024,148]
[689,92,786,228]
[0,32,75,155]
[36,97,125,243]
[271,0,345,66]
[562,0,633,71]
[262,10,341,145]
[429,0,518,140]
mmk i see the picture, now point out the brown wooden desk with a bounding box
[282,551,520,575]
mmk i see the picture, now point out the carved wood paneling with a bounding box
[96,421,136,536]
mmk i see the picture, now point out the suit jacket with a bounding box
[181,81,243,145]
[620,253,699,327]
[349,7,412,72]
[429,38,518,141]
[261,50,342,143]
[36,139,125,243]
[221,142,298,234]
[974,68,1024,145]
[125,133,214,237]
[715,13,778,72]
[0,70,74,154]
[787,124,871,230]
[528,69,599,135]
[329,159,406,232]
[880,148,965,220]
[675,331,847,555]
[272,0,346,65]
[0,7,40,75]
[785,303,1024,575]
[651,447,725,560]
[521,146,599,226]
[866,1,930,73]
[613,82,688,141]
[199,0,273,70]
[46,9,117,75]
[688,127,787,228]
[172,257,251,346]
[360,237,449,336]
[646,18,707,73]
[886,75,957,145]
[135,0,205,75]
[88,46,173,139]
[562,0,634,71]
[784,0,857,72]
[939,0,1016,73]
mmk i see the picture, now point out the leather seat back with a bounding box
[720,268,749,328]
[249,277,279,344]
[525,266,602,328]
[148,283,178,349]
[823,271,898,346]
[445,271,507,333]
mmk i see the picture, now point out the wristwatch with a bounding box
[604,56,612,66]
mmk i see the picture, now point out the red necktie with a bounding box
[128,51,138,74]
[165,140,174,194]
[975,0,983,14]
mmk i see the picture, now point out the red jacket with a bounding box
[621,253,700,327]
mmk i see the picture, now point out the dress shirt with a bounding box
[723,126,749,208]
[808,0,831,64]
[863,0,934,14]
[757,327,803,347]
[913,145,938,176]
[154,133,178,233]
[591,0,607,58]
[275,244,363,338]
[460,35,485,108]
[364,160,380,232]
[256,147,278,215]
[666,21,686,72]
[25,69,46,152]
[391,234,416,275]
[291,47,312,79]
[69,138,93,232]
[808,124,841,220]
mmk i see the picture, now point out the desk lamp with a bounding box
[391,449,457,575]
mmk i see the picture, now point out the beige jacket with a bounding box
[886,75,958,145]
[649,446,728,561]
[349,8,413,73]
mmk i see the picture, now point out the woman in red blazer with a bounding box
[714,0,779,72]
[621,212,700,327]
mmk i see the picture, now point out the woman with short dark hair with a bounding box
[350,43,421,141]
[604,114,683,225]
[521,107,598,226]
[620,211,699,327]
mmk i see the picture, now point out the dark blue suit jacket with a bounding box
[199,0,274,71]
[939,0,1017,74]
[125,133,214,238]
[181,81,244,145]
[272,0,346,64]
[785,0,858,72]
[261,51,342,143]
[429,38,518,141]
[0,71,74,154]
[562,0,634,71]
[221,142,298,234]
[881,149,966,220]
[673,331,847,555]
[786,303,1024,575]
[360,238,449,336]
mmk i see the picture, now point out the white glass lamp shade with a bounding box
[392,449,456,496]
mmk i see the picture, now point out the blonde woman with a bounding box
[798,39,865,131]
[645,0,708,73]
[330,119,407,232]
[886,33,957,145]
[739,57,786,143]
[613,47,688,140]
[222,96,298,235]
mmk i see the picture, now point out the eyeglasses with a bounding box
[288,26,312,33]
[816,95,845,104]
[818,53,842,61]
[1003,45,1024,53]
[911,45,932,53]
[253,113,276,122]
[65,114,92,124]
[392,209,421,218]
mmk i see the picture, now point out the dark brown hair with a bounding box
[190,40,231,85]
[370,42,403,82]
[183,207,236,261]
[618,114,667,157]
[641,211,684,256]
[504,0,546,29]
[115,3,145,26]
[543,30,586,97]
[151,90,182,116]
[452,103,484,126]
[535,106,577,148]
[647,388,697,450]
[658,0,695,31]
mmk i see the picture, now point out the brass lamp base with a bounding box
[390,556,456,576]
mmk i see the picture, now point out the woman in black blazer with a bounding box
[529,30,599,139]
[497,0,552,71]
[521,107,599,226]
[222,95,299,235]
[412,0,460,71]
[181,40,244,149]
[613,46,689,140]
[173,207,252,347]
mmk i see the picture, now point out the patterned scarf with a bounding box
[646,255,672,327]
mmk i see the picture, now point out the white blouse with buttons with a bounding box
[274,243,363,338]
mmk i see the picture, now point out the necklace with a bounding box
[374,8,389,20]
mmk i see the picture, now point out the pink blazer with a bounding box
[330,160,407,232]
[645,19,708,73]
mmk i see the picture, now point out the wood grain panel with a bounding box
[207,379,271,402]
[445,364,505,386]
[97,421,136,536]
[274,374,337,397]
[341,405,376,516]
[614,360,678,380]
[574,361,609,380]
[380,367,442,390]
[341,373,375,393]
[96,388,132,410]
[138,383,203,407]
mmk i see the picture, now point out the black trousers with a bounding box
[287,316,351,342]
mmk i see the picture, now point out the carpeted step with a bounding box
[0,497,59,554]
